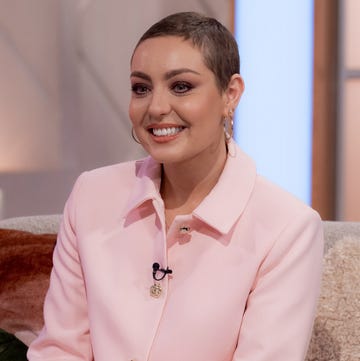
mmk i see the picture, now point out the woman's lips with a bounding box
[146,125,185,143]
[150,126,184,137]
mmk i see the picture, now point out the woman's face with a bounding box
[129,36,229,166]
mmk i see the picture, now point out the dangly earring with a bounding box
[224,109,234,143]
[131,127,142,144]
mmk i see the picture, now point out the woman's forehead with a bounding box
[131,36,206,71]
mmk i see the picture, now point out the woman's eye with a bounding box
[131,83,150,96]
[172,82,193,94]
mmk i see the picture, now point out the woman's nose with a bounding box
[147,88,171,117]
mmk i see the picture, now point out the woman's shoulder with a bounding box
[77,157,152,185]
[63,157,158,218]
[64,157,157,204]
[249,173,321,228]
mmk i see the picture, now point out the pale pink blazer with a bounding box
[28,141,323,361]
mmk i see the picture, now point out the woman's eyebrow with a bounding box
[164,68,200,80]
[130,71,151,81]
[130,68,200,82]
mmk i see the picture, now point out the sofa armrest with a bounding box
[0,215,62,234]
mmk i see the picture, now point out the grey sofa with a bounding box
[0,215,359,360]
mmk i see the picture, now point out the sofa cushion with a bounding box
[0,229,56,345]
[306,235,360,361]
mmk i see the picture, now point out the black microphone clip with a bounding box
[152,262,173,281]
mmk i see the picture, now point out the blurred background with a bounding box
[0,0,359,221]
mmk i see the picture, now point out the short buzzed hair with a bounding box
[132,11,240,92]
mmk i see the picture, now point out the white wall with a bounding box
[234,1,314,205]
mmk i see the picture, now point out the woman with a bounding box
[28,11,323,361]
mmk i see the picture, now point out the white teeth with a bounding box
[152,127,182,136]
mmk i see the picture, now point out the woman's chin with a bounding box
[148,150,184,165]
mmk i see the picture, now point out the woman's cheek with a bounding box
[129,99,148,122]
[129,104,141,125]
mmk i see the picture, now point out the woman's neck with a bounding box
[160,143,227,228]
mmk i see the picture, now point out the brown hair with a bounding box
[133,11,240,92]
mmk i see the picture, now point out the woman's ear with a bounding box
[223,74,245,114]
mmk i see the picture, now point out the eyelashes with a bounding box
[171,81,194,94]
[131,83,149,96]
[131,81,194,97]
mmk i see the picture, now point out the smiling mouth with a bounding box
[150,126,184,137]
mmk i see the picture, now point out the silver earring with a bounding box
[224,110,234,142]
[131,127,141,144]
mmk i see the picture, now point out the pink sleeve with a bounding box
[27,174,93,360]
[233,209,324,361]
